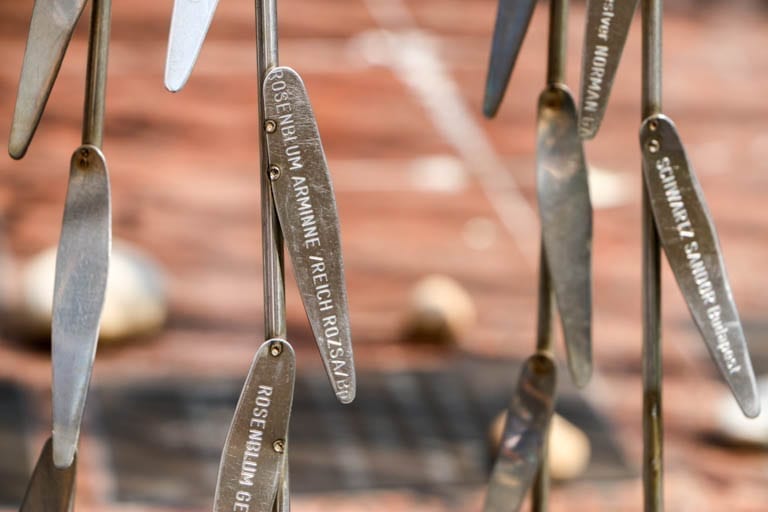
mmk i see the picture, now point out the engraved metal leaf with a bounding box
[214,340,295,512]
[640,114,759,418]
[263,66,356,404]
[536,85,593,387]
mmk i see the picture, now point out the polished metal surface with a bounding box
[19,438,77,512]
[52,144,111,468]
[263,67,356,404]
[9,0,88,159]
[483,0,537,117]
[640,114,759,418]
[483,354,556,512]
[578,0,639,139]
[165,0,220,92]
[214,339,296,512]
[536,84,593,388]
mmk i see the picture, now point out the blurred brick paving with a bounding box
[1,0,768,511]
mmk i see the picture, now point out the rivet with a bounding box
[269,165,281,180]
[273,439,285,453]
[270,341,282,357]
[265,119,277,133]
[648,139,660,154]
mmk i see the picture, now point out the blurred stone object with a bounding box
[716,376,768,447]
[489,409,591,481]
[401,274,478,344]
[6,240,166,344]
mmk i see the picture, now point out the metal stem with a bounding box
[537,0,566,496]
[532,241,553,510]
[257,0,288,508]
[536,243,554,355]
[641,0,663,510]
[546,0,568,85]
[531,425,551,511]
[82,0,112,147]
[642,186,663,512]
[257,0,285,340]
[642,0,662,118]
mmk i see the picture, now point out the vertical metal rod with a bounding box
[535,0,568,499]
[641,0,662,118]
[546,0,568,85]
[82,0,112,147]
[641,185,663,512]
[641,0,663,510]
[257,0,288,509]
[531,429,551,511]
[257,0,286,341]
[532,242,553,511]
[535,244,554,355]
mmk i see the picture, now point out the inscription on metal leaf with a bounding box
[214,339,296,512]
[640,114,759,418]
[578,0,639,139]
[263,66,355,404]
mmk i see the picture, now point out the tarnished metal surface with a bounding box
[536,84,592,388]
[19,438,77,512]
[165,0,220,92]
[640,114,759,418]
[82,0,111,147]
[52,145,111,468]
[483,0,537,117]
[483,354,556,512]
[9,0,88,159]
[579,0,639,139]
[214,339,296,512]
[263,66,355,404]
[640,1,664,509]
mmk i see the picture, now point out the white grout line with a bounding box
[354,0,541,267]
